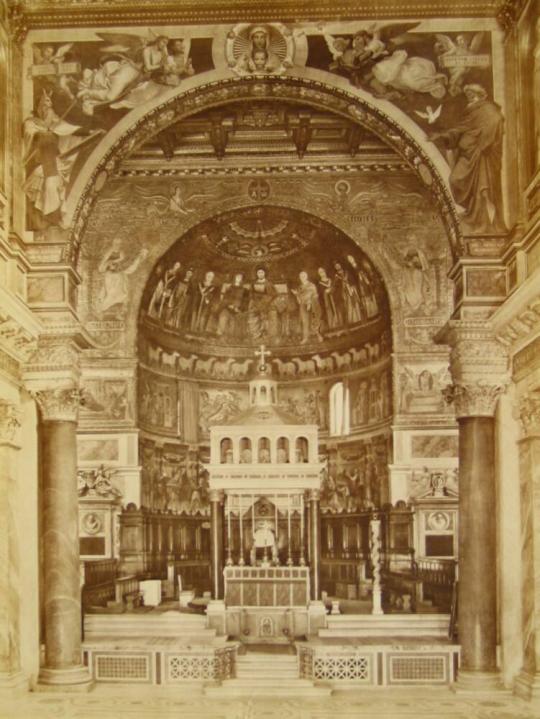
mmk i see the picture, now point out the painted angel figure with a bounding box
[323,26,388,74]
[228,24,293,76]
[434,32,486,96]
[324,22,447,100]
[30,43,77,97]
[77,31,193,114]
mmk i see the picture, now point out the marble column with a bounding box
[308,489,321,600]
[32,387,92,691]
[0,400,26,691]
[515,392,540,700]
[210,490,224,600]
[439,321,508,692]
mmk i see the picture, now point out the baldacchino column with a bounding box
[438,320,509,692]
[25,338,92,691]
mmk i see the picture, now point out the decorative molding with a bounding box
[496,0,528,32]
[495,298,540,348]
[116,160,410,178]
[518,392,540,438]
[30,386,84,422]
[0,401,22,445]
[0,312,39,365]
[7,1,28,43]
[25,338,80,374]
[16,0,504,31]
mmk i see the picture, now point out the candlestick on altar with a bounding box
[300,492,305,566]
[226,494,233,566]
[251,494,255,565]
[239,496,245,565]
[370,515,384,615]
[287,493,293,566]
[274,493,279,566]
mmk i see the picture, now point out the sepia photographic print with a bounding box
[0,0,539,717]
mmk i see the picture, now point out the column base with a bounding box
[37,665,93,692]
[514,670,540,701]
[452,669,507,694]
[0,671,28,693]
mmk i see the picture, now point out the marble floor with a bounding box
[0,685,537,719]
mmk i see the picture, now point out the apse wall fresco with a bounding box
[24,18,505,240]
[139,205,389,353]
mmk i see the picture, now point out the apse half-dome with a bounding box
[139,205,390,372]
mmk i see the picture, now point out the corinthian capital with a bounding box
[30,386,84,422]
[518,392,540,438]
[0,401,22,446]
[436,320,509,417]
[443,381,506,418]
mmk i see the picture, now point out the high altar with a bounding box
[205,348,326,641]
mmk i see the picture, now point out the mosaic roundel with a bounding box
[140,205,389,353]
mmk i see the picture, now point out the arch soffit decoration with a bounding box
[69,70,462,265]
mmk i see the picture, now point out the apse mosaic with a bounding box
[139,205,389,353]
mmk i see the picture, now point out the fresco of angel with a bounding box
[227,24,293,76]
[434,32,487,96]
[323,22,447,100]
[76,31,194,114]
[130,184,215,218]
[302,179,372,215]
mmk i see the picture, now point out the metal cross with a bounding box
[254,344,272,368]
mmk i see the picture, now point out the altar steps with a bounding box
[319,613,450,639]
[84,611,217,643]
[204,652,332,697]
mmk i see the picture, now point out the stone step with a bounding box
[84,612,216,640]
[320,613,449,638]
[204,679,332,697]
[236,669,298,678]
[238,654,298,666]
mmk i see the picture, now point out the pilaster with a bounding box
[514,391,540,701]
[0,399,27,692]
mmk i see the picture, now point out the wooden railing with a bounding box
[84,559,118,587]
[414,558,456,586]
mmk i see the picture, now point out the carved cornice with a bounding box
[437,320,510,417]
[0,401,22,446]
[15,0,503,30]
[30,386,84,422]
[117,160,410,178]
[0,312,37,365]
[24,337,81,375]
[518,392,540,438]
[496,298,540,348]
